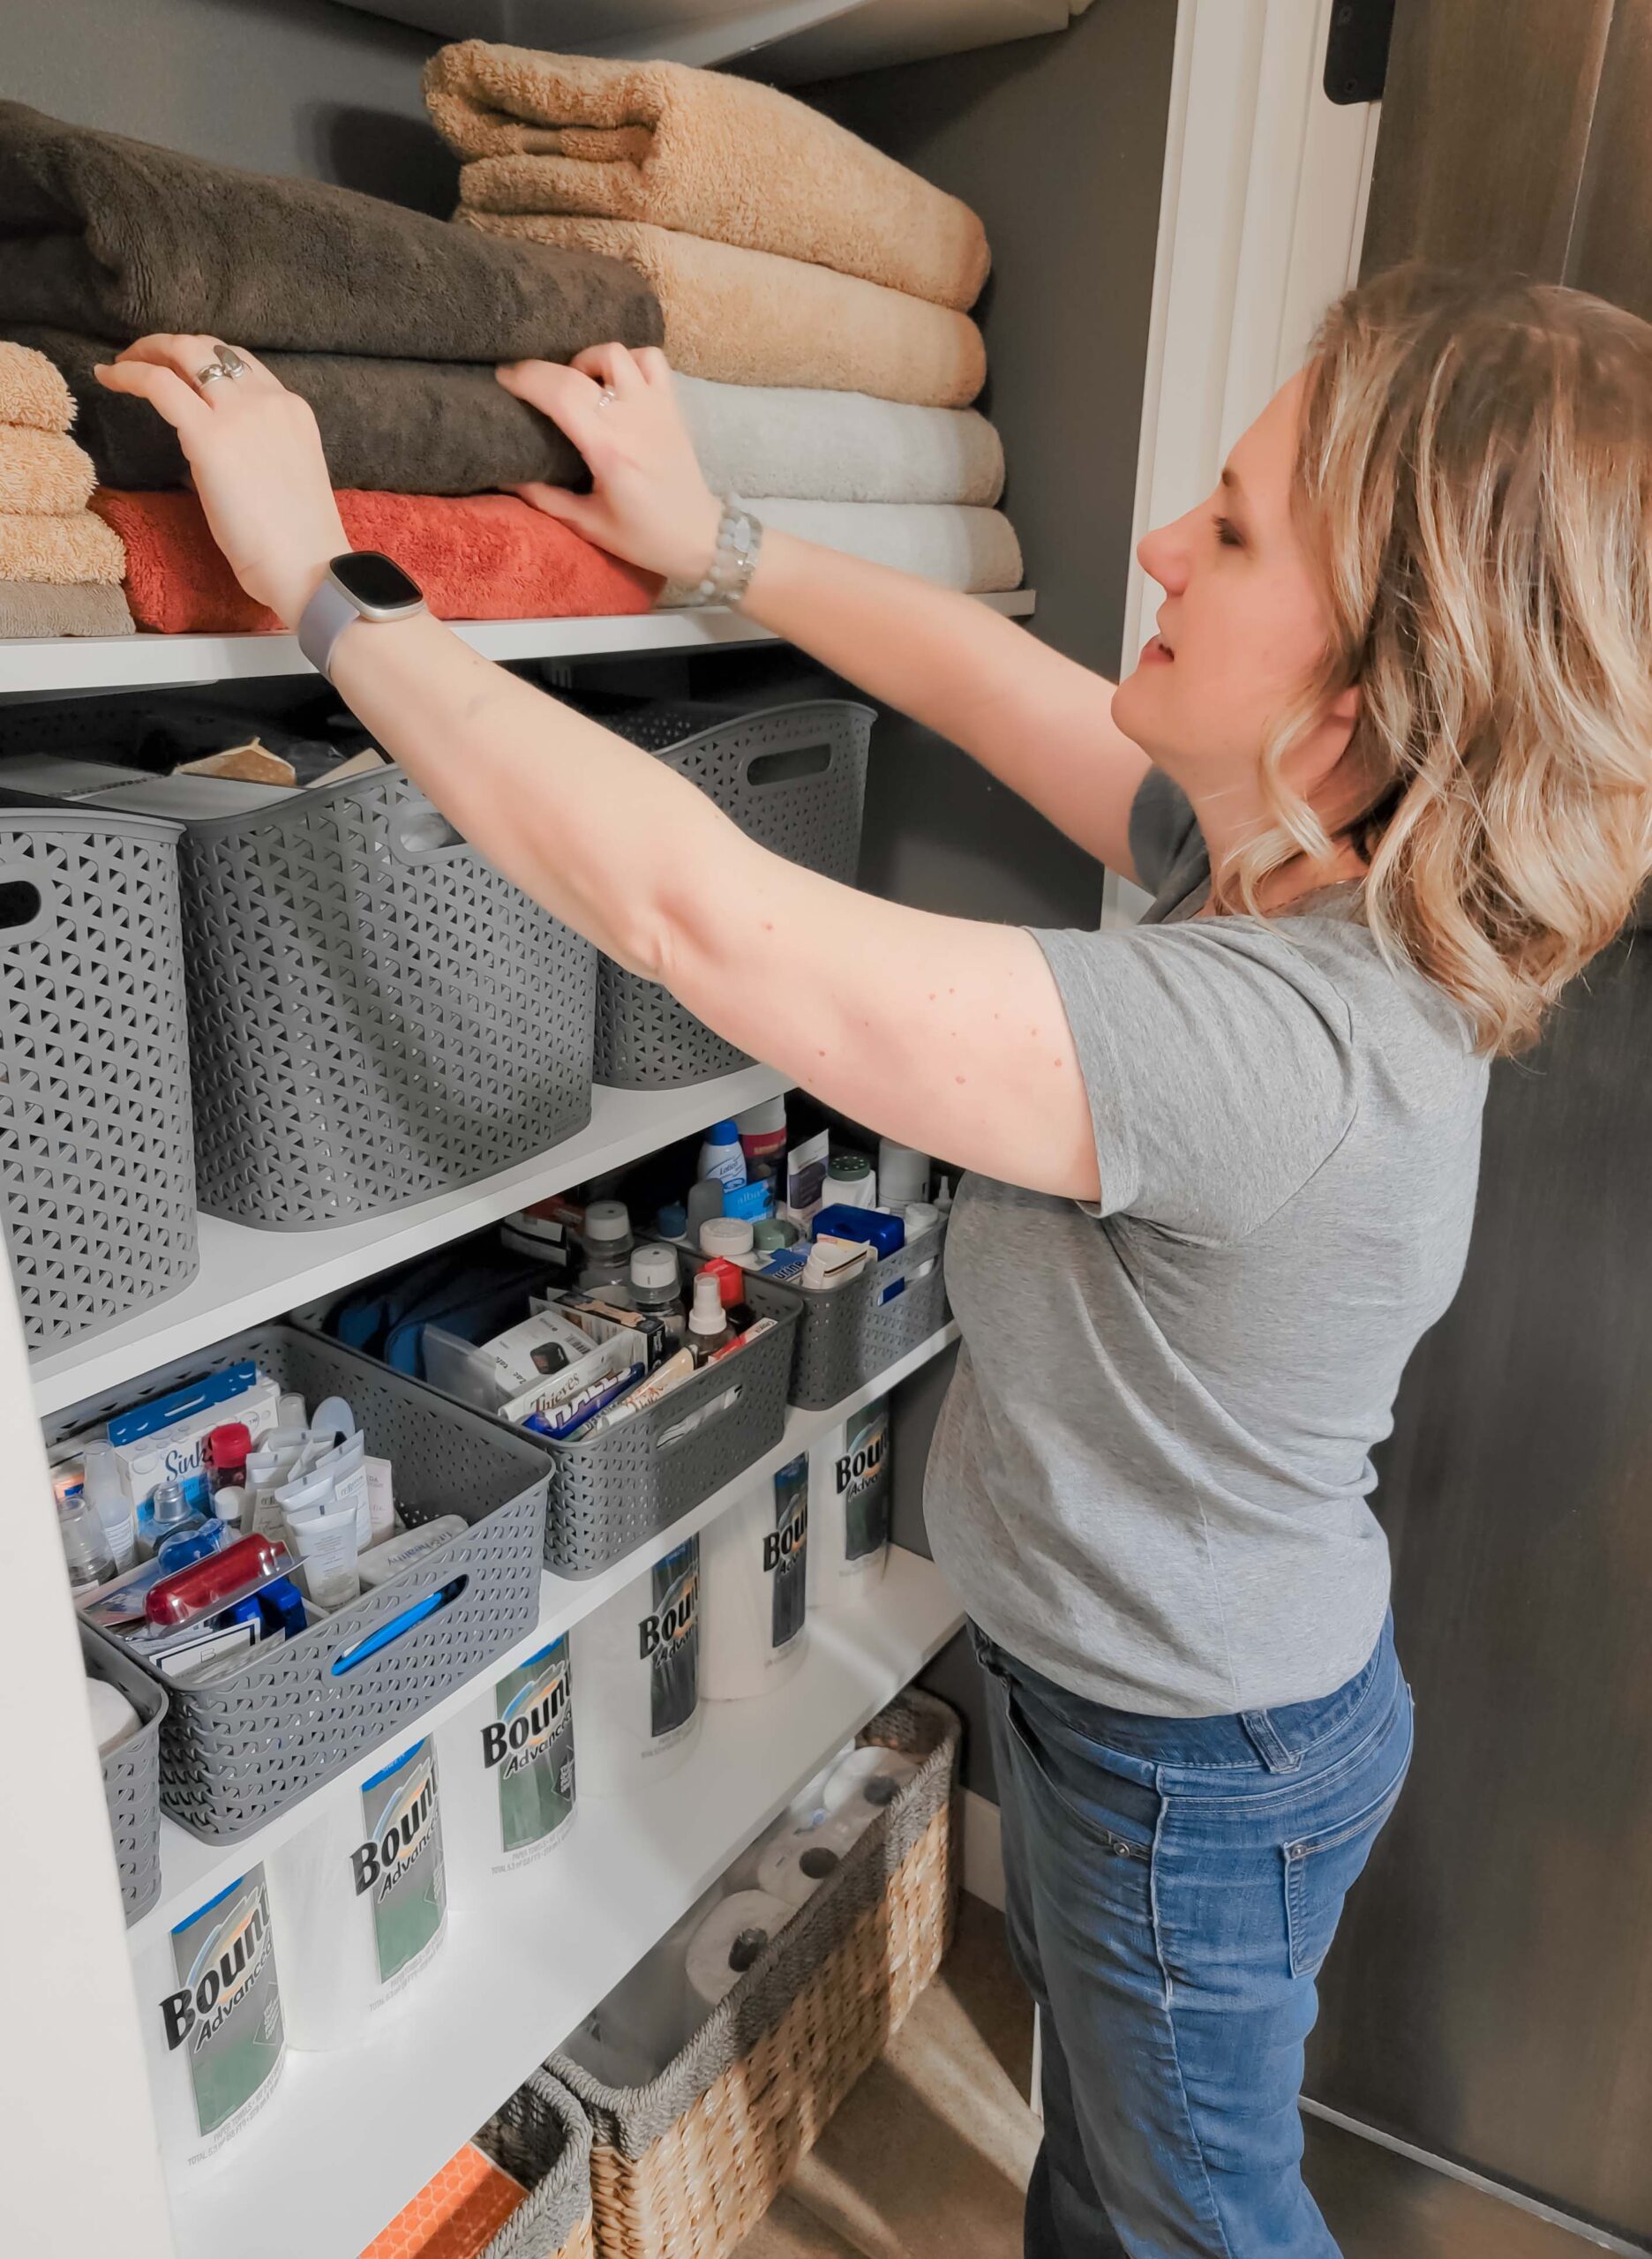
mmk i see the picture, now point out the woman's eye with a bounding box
[1213,515,1243,550]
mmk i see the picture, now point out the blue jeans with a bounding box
[974,1618,1413,2258]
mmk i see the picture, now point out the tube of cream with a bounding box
[288,1509,362,1609]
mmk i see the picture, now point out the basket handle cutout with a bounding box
[657,1381,743,1452]
[330,1576,468,1675]
[0,874,45,936]
[390,806,468,862]
[745,742,831,789]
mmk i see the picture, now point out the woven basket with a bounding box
[477,2071,595,2259]
[549,1689,959,2259]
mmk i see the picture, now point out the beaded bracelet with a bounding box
[682,495,764,609]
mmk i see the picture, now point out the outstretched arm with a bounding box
[97,336,1103,1203]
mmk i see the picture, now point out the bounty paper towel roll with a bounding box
[822,1745,919,1835]
[683,1889,793,2023]
[755,1812,861,1908]
[135,1865,285,2172]
[439,1635,575,1887]
[807,1400,890,1610]
[700,1455,808,1701]
[570,1537,701,1795]
[266,1735,447,2052]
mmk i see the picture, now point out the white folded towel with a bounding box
[674,376,1005,507]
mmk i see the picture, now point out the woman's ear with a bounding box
[1328,682,1361,725]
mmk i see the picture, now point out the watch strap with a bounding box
[297,570,364,682]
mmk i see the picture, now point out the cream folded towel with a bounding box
[463,212,985,407]
[674,376,1004,507]
[0,337,72,432]
[0,578,132,635]
[0,425,94,514]
[0,508,124,584]
[427,42,987,311]
[664,501,1022,602]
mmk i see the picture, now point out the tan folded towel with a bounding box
[429,42,988,311]
[0,425,94,514]
[0,508,124,583]
[0,337,72,432]
[0,577,132,635]
[463,212,985,408]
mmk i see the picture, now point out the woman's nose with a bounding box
[1137,516,1188,596]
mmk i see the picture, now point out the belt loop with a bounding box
[1240,1709,1303,1773]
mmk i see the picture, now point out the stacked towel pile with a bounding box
[0,341,131,638]
[0,101,665,634]
[424,45,1022,597]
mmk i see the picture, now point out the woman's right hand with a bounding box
[499,345,722,587]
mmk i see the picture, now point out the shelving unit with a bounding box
[0,589,1034,699]
[167,1542,962,2259]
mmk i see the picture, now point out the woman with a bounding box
[98,264,1652,2257]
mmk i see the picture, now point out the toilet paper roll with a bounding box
[132,1863,286,2173]
[439,1635,575,1889]
[822,1745,919,1835]
[683,1889,794,2022]
[700,1456,809,1702]
[723,1758,844,1889]
[755,1812,862,1908]
[564,2012,666,2094]
[569,1537,701,1796]
[806,1400,890,1612]
[265,1734,447,2052]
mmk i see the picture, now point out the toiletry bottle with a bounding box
[57,1495,115,1591]
[697,1256,755,1335]
[155,1514,226,1577]
[696,1119,748,1193]
[876,1140,930,1209]
[144,1477,204,1562]
[825,1152,876,1209]
[687,1272,732,1365]
[935,1175,954,1216]
[699,1215,756,1268]
[724,1180,774,1225]
[655,1198,689,1242]
[276,1392,309,1432]
[685,1177,725,1251]
[579,1198,635,1290]
[204,1422,252,1494]
[736,1097,788,1183]
[754,1217,798,1256]
[629,1244,687,1340]
[82,1444,136,1573]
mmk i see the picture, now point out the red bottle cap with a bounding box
[699,1257,747,1310]
[205,1422,252,1472]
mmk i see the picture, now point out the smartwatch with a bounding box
[297,552,427,680]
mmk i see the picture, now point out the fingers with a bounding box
[632,346,674,391]
[568,342,647,398]
[497,359,615,453]
[511,483,607,540]
[111,334,285,405]
[93,356,214,444]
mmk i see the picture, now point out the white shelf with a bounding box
[32,1066,790,1418]
[128,1318,957,1945]
[163,1542,964,2259]
[0,589,1034,698]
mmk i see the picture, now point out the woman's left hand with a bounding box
[94,337,349,625]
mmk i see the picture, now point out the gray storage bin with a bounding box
[82,1618,168,1925]
[49,1325,549,1843]
[784,1220,950,1412]
[168,765,595,1228]
[475,2069,594,2259]
[0,803,198,1350]
[588,702,871,1089]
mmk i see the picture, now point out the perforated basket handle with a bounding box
[387,797,469,864]
[655,1377,744,1453]
[0,865,49,943]
[737,704,867,790]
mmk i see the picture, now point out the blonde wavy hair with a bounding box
[1232,264,1652,1054]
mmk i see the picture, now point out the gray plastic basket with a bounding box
[49,1326,549,1843]
[784,1219,950,1412]
[475,2069,594,2259]
[589,702,871,1089]
[82,1618,168,1925]
[171,765,595,1228]
[0,804,198,1350]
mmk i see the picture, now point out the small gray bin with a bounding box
[475,2069,593,2259]
[169,765,595,1228]
[82,1618,168,1925]
[784,1220,950,1412]
[587,702,871,1089]
[49,1325,549,1843]
[0,803,198,1350]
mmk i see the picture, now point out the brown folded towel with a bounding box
[0,510,124,584]
[428,42,988,311]
[462,213,986,408]
[0,337,73,432]
[0,426,95,514]
[11,327,589,496]
[0,577,132,635]
[0,100,664,362]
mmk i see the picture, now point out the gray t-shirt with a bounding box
[924,770,1489,1715]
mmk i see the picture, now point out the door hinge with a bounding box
[1324,0,1396,105]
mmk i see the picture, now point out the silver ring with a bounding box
[593,385,618,409]
[196,345,248,389]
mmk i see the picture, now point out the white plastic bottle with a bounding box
[696,1118,748,1192]
[81,1443,136,1572]
[687,1271,732,1364]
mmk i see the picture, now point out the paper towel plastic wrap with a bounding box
[439,1634,575,1888]
[684,1889,794,2021]
[755,1812,862,1908]
[700,1455,809,1701]
[806,1399,890,1611]
[570,1536,701,1795]
[822,1745,919,1835]
[265,1734,447,2051]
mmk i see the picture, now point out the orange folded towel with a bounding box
[91,489,661,634]
[0,336,73,432]
[360,2141,526,2259]
[0,425,95,514]
[0,507,123,582]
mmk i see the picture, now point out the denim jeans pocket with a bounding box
[1283,1751,1412,1978]
[1002,1685,1153,1865]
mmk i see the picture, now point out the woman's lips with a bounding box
[1140,634,1174,665]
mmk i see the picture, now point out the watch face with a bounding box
[332,551,422,612]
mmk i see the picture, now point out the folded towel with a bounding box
[0,338,72,432]
[429,43,988,311]
[0,577,132,636]
[91,489,660,635]
[0,425,95,514]
[11,328,589,497]
[0,101,664,362]
[674,375,1004,507]
[463,214,986,408]
[663,501,1023,602]
[0,509,124,585]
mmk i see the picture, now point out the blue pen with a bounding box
[331,1579,465,1675]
